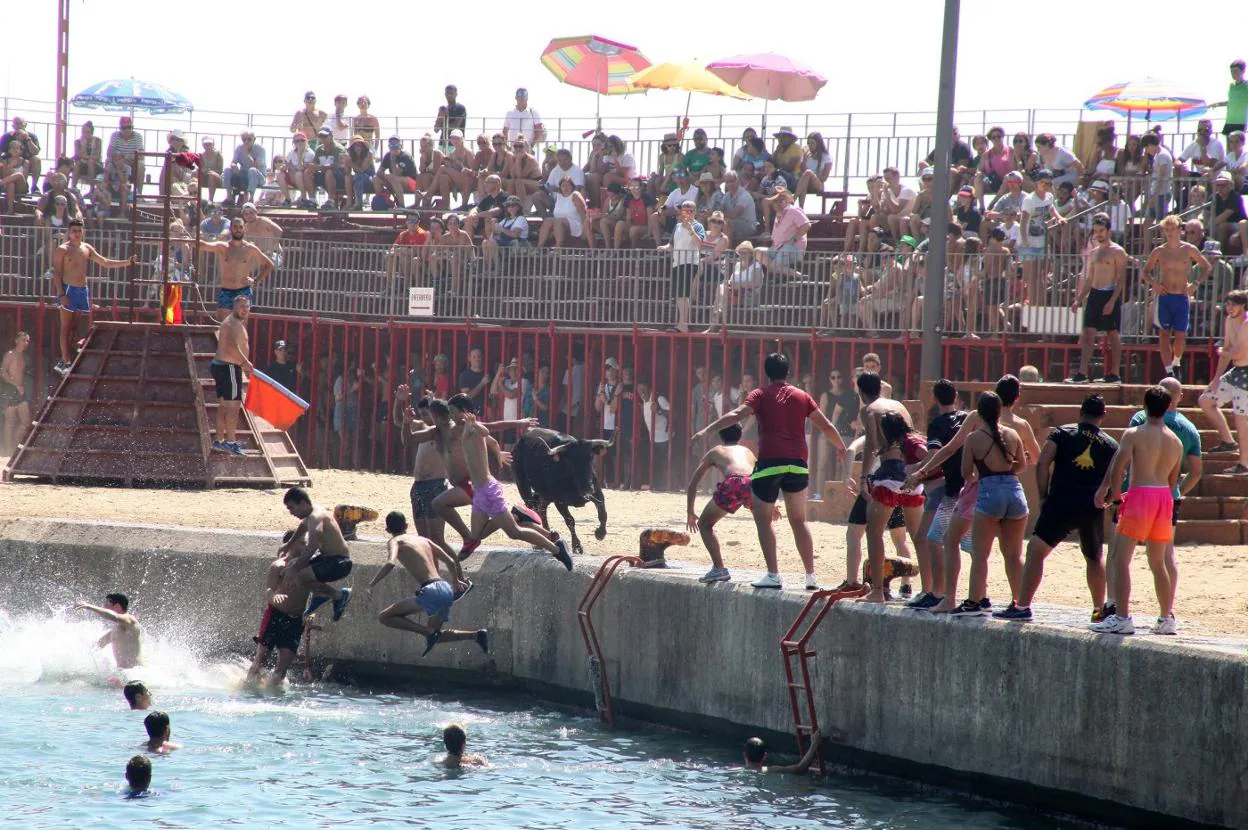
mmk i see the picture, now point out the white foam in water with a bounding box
[0,607,247,690]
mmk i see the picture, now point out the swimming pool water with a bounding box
[0,613,1094,829]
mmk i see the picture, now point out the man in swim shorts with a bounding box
[686,423,773,584]
[1091,386,1183,635]
[1068,213,1127,383]
[1199,290,1248,472]
[280,487,353,621]
[398,392,453,550]
[74,592,142,669]
[1142,213,1210,378]
[189,216,275,322]
[906,379,967,609]
[371,511,489,657]
[211,294,254,455]
[247,531,314,689]
[50,217,137,375]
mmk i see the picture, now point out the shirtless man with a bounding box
[370,511,488,657]
[397,392,452,547]
[211,295,254,455]
[686,423,768,584]
[458,410,574,569]
[438,723,488,769]
[1091,386,1183,635]
[74,593,142,669]
[1,330,30,454]
[240,203,283,272]
[1143,214,1210,379]
[1068,213,1127,383]
[191,217,275,322]
[979,227,1015,335]
[903,375,1041,613]
[50,217,137,374]
[742,729,822,774]
[143,711,182,754]
[247,531,313,689]
[1199,290,1248,472]
[280,487,353,622]
[860,353,893,399]
[430,130,476,209]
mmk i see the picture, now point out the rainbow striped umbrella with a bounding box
[541,35,650,124]
[1083,77,1207,122]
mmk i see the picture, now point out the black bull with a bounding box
[512,428,612,556]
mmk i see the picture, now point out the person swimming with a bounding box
[741,728,822,774]
[124,755,152,798]
[143,711,182,754]
[122,680,152,711]
[438,723,487,769]
[74,593,142,669]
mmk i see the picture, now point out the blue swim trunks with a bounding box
[216,284,254,310]
[1156,293,1189,333]
[61,283,90,313]
[415,579,455,621]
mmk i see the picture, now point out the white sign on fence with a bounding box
[408,287,435,317]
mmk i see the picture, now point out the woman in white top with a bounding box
[1225,130,1248,191]
[705,240,764,333]
[657,200,706,332]
[482,195,529,272]
[491,359,527,422]
[795,132,833,206]
[602,135,635,190]
[537,175,589,248]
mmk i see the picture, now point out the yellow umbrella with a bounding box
[627,61,752,140]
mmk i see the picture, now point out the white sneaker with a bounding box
[1089,614,1135,635]
[805,573,820,591]
[751,573,783,589]
[1151,615,1177,635]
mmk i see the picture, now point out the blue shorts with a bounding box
[415,579,455,621]
[1156,293,1189,333]
[1146,194,1171,219]
[216,284,254,310]
[923,485,945,513]
[62,283,90,313]
[1018,246,1045,263]
[975,475,1028,521]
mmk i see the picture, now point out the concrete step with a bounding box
[1177,496,1248,520]
[1189,474,1248,498]
[1174,519,1248,545]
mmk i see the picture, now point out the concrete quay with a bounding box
[0,518,1242,829]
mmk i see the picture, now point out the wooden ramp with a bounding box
[3,321,310,489]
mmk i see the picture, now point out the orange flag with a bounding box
[244,370,309,431]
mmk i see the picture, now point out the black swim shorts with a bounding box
[211,359,244,402]
[1033,494,1105,560]
[255,605,304,654]
[847,493,906,528]
[309,554,352,583]
[749,458,809,504]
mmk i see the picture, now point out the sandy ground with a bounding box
[3,465,1246,638]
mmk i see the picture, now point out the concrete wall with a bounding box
[1,518,1241,829]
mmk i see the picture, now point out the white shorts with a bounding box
[1210,371,1248,417]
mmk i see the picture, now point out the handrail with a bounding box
[577,555,643,728]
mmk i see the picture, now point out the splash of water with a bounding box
[0,607,248,690]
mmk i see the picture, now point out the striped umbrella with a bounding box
[71,78,193,115]
[1083,77,1207,122]
[541,35,650,127]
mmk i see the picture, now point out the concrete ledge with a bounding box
[0,518,1240,829]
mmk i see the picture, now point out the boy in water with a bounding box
[456,407,573,569]
[371,511,489,657]
[438,723,488,769]
[124,755,152,798]
[280,487,353,621]
[143,711,182,754]
[74,593,142,669]
[123,680,152,711]
[247,531,314,689]
[742,729,822,774]
[686,424,773,584]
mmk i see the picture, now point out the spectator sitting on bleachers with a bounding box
[199,204,229,240]
[414,134,443,207]
[707,240,764,332]
[1178,119,1225,180]
[255,158,288,208]
[385,214,427,282]
[281,132,316,208]
[0,117,41,195]
[770,127,803,180]
[224,131,267,207]
[536,176,588,248]
[35,173,83,223]
[583,133,610,207]
[984,170,1025,227]
[719,171,757,243]
[908,169,935,241]
[705,147,727,185]
[699,211,732,284]
[502,138,541,212]
[1226,130,1248,191]
[291,91,327,138]
[843,175,882,254]
[72,121,102,193]
[532,148,585,216]
[539,145,558,181]
[596,183,627,249]
[757,160,790,233]
[683,128,712,177]
[858,237,914,334]
[760,188,809,281]
[353,96,379,149]
[429,130,476,209]
[105,115,145,208]
[648,169,698,243]
[975,126,1012,207]
[481,195,529,270]
[652,133,685,197]
[693,173,726,225]
[160,130,192,197]
[375,136,419,209]
[1213,173,1248,255]
[615,178,655,249]
[346,135,375,210]
[465,174,510,240]
[1035,133,1084,192]
[952,185,981,235]
[1,144,29,212]
[794,132,832,207]
[731,127,758,172]
[875,166,917,244]
[1011,132,1041,188]
[602,135,634,190]
[198,137,224,203]
[820,254,862,332]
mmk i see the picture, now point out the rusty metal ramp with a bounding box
[3,321,310,489]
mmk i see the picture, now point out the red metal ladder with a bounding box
[577,555,643,728]
[779,585,868,775]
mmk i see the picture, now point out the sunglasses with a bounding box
[305,97,316,102]
[829,374,841,380]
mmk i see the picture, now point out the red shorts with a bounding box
[455,478,474,500]
[712,473,753,514]
[1117,486,1174,543]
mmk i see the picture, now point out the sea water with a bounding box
[0,611,1097,829]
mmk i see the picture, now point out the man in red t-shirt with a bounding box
[694,353,847,590]
[386,214,429,281]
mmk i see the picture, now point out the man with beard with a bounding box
[191,216,275,322]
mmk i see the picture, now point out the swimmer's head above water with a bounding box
[743,737,768,767]
[144,711,171,745]
[125,755,151,794]
[443,723,467,756]
[122,680,151,711]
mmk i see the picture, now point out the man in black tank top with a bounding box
[995,395,1117,621]
[907,379,967,610]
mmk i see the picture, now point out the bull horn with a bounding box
[547,443,571,457]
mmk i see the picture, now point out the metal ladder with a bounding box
[577,555,642,728]
[779,585,868,775]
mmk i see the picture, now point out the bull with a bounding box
[511,427,612,556]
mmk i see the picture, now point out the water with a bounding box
[0,611,1096,829]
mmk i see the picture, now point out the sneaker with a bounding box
[553,538,573,571]
[53,361,70,376]
[899,583,913,599]
[1089,614,1134,635]
[1100,373,1122,384]
[979,597,992,613]
[305,595,331,617]
[1227,464,1248,475]
[751,573,783,589]
[211,440,228,453]
[950,598,985,617]
[225,441,246,457]
[421,630,442,657]
[905,591,937,610]
[991,602,1033,621]
[458,538,481,561]
[476,629,491,654]
[1208,441,1240,454]
[1066,372,1089,384]
[805,573,820,591]
[698,567,731,584]
[1151,614,1177,635]
[1090,605,1110,623]
[331,587,351,622]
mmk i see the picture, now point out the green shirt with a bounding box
[1125,410,1201,497]
[683,148,711,175]
[314,141,344,168]
[1228,80,1248,125]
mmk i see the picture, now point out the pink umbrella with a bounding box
[705,53,826,132]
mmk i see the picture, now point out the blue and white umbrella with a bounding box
[71,79,193,116]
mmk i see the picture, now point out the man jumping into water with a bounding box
[50,217,137,375]
[370,511,489,657]
[686,423,773,584]
[1143,214,1209,379]
[74,593,142,669]
[280,487,353,621]
[247,531,314,689]
[190,216,275,322]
